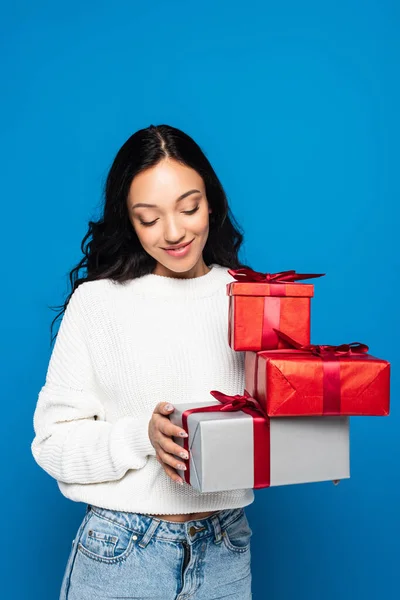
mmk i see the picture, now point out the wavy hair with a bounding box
[49,124,250,345]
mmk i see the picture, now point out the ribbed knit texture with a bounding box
[31,264,254,514]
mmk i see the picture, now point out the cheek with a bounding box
[192,209,210,234]
[131,222,156,247]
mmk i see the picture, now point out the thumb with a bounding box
[156,402,174,415]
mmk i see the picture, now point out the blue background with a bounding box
[1,1,398,598]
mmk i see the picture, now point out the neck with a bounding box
[129,264,231,299]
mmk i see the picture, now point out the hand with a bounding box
[148,402,189,484]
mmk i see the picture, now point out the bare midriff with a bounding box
[146,510,217,522]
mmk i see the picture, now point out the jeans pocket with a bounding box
[77,511,137,564]
[60,510,93,600]
[222,511,252,554]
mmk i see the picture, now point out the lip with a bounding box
[162,238,194,257]
[162,239,194,250]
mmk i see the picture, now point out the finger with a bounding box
[163,462,184,485]
[155,450,185,484]
[154,402,175,416]
[158,416,188,441]
[158,435,189,460]
[158,448,187,472]
[150,424,184,452]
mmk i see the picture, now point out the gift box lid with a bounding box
[226,268,324,298]
[227,281,315,298]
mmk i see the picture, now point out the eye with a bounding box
[139,219,158,227]
[183,205,200,215]
[139,206,200,227]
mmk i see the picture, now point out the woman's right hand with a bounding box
[148,402,189,484]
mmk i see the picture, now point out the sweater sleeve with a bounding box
[31,283,156,485]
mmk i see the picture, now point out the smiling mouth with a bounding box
[162,239,194,251]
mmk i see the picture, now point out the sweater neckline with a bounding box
[130,264,231,298]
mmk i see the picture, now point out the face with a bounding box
[127,158,212,278]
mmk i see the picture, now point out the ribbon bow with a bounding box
[228,268,325,284]
[209,389,267,415]
[272,328,369,357]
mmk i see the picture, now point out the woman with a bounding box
[31,124,255,599]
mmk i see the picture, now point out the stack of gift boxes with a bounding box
[171,268,390,492]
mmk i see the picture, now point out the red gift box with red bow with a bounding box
[226,268,325,351]
[245,330,390,417]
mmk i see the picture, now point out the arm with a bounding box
[31,284,156,485]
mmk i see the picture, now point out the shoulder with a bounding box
[70,278,112,299]
[67,278,123,314]
[61,279,134,337]
[212,264,237,283]
[72,278,131,297]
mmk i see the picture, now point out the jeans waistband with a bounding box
[86,504,245,546]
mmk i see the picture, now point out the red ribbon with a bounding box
[271,329,369,414]
[272,329,369,357]
[261,297,281,348]
[181,390,270,488]
[228,269,324,349]
[228,268,325,284]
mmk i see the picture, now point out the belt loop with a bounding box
[138,518,161,549]
[210,513,223,544]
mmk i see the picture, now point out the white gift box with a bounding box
[170,400,350,493]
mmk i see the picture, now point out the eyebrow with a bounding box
[130,189,201,210]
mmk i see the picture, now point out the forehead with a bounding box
[128,159,205,202]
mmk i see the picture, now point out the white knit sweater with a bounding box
[31,264,254,514]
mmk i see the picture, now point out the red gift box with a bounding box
[227,268,325,351]
[245,330,390,416]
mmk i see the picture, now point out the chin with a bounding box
[161,260,198,274]
[153,250,206,276]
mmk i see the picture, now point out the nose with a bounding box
[163,216,186,246]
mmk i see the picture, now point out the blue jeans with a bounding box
[59,504,252,599]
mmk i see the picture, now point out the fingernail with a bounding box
[176,464,186,470]
[165,404,174,411]
[179,452,188,459]
[179,431,188,437]
[177,479,184,485]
